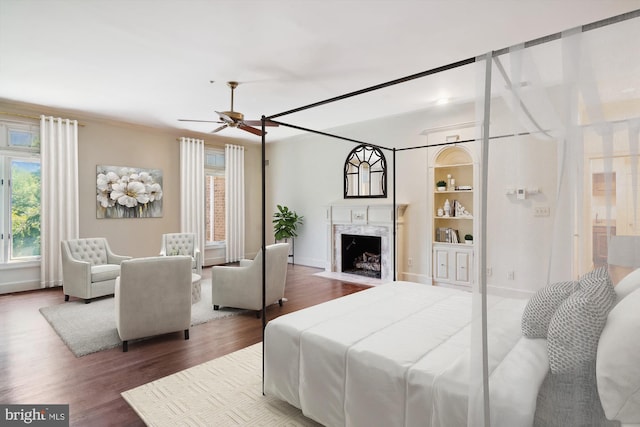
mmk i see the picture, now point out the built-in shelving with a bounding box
[431,145,475,288]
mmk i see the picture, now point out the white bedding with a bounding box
[264,281,549,427]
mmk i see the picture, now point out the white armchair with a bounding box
[211,243,290,317]
[60,238,131,303]
[115,256,193,352]
[159,232,202,274]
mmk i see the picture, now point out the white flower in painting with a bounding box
[138,171,154,185]
[97,191,115,208]
[147,183,163,202]
[96,171,119,192]
[110,181,150,207]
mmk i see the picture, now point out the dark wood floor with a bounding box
[0,265,369,426]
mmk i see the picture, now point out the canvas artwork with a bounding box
[96,165,163,218]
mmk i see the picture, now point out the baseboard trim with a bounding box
[0,280,42,295]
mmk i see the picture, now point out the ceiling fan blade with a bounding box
[238,123,264,136]
[211,124,228,133]
[242,119,279,127]
[215,111,234,123]
[179,119,224,123]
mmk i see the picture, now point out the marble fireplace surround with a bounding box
[326,203,407,283]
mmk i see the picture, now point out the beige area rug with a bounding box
[122,343,321,426]
[39,280,245,357]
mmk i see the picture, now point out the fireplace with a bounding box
[326,203,407,283]
[341,234,382,279]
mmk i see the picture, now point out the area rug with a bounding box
[39,280,245,357]
[122,343,320,426]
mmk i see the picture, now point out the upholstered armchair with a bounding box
[159,232,202,274]
[115,256,193,352]
[60,238,131,303]
[211,243,289,317]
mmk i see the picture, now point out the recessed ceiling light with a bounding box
[436,98,449,105]
[621,87,636,94]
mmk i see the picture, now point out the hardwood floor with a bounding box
[0,265,369,426]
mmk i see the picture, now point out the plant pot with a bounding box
[465,240,473,245]
[437,187,446,192]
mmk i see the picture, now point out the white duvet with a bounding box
[264,281,549,427]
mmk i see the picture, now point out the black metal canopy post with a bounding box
[261,116,267,395]
[392,148,397,281]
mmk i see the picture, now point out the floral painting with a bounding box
[96,165,163,218]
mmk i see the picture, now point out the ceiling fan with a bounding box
[179,81,278,137]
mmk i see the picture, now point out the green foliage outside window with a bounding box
[11,161,41,257]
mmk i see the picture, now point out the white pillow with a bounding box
[614,268,640,302]
[596,286,640,423]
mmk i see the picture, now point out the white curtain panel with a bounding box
[225,143,245,262]
[179,137,205,258]
[40,116,79,288]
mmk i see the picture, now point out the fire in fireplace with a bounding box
[341,234,382,279]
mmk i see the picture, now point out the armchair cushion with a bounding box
[91,264,122,282]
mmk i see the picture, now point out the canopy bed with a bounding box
[257,9,640,427]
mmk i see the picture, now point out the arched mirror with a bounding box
[344,144,387,198]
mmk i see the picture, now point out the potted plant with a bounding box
[436,180,447,191]
[273,205,304,241]
[464,234,473,245]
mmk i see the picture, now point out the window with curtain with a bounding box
[0,120,41,264]
[205,148,225,246]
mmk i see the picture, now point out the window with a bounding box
[205,149,225,245]
[0,121,41,263]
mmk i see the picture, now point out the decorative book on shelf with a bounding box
[436,227,460,243]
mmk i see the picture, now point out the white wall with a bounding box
[266,98,559,295]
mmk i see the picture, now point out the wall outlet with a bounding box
[534,206,550,217]
[486,267,492,277]
[508,271,515,280]
[407,257,413,267]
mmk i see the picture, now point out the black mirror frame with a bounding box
[343,144,387,199]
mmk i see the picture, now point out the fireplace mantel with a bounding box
[325,203,407,282]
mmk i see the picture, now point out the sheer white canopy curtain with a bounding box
[471,15,640,427]
[225,143,245,262]
[40,116,79,288]
[179,137,205,259]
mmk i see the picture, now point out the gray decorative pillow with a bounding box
[522,281,579,338]
[547,270,616,374]
[581,265,609,281]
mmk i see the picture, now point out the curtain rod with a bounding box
[0,111,86,127]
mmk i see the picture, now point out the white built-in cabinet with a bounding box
[428,134,477,290]
[433,243,473,286]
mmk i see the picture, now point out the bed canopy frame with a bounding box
[257,8,640,425]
